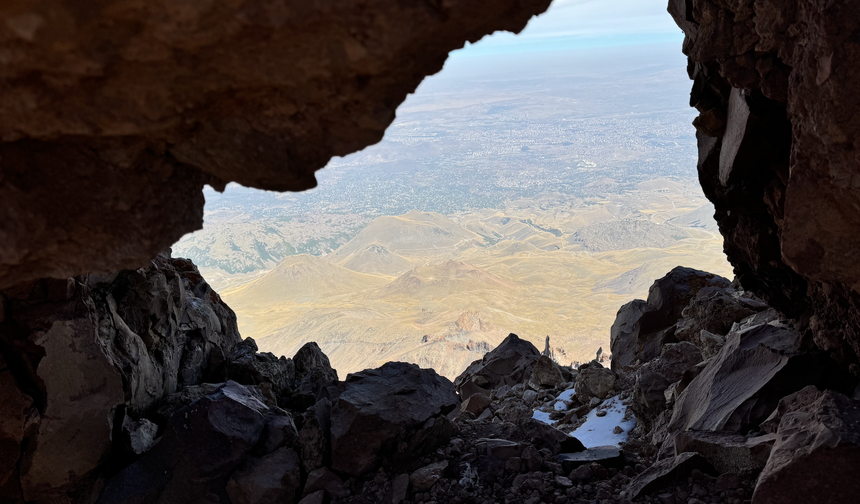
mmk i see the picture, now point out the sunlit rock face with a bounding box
[0,0,552,290]
[670,0,860,363]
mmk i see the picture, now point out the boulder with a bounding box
[460,393,491,416]
[673,431,776,474]
[257,409,299,456]
[454,333,540,399]
[633,342,702,420]
[294,342,339,384]
[97,381,268,504]
[227,337,294,394]
[410,460,448,491]
[329,362,459,477]
[610,267,730,371]
[556,446,624,472]
[528,355,564,389]
[297,399,332,472]
[621,452,716,500]
[225,447,302,504]
[669,322,853,434]
[303,467,347,499]
[674,286,767,345]
[752,390,860,504]
[518,419,585,455]
[574,361,616,401]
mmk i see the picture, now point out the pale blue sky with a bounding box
[453,0,682,56]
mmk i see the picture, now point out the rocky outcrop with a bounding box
[454,333,541,399]
[329,362,459,477]
[0,0,552,290]
[609,267,730,371]
[670,0,860,363]
[752,388,860,504]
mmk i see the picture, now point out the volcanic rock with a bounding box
[528,355,564,389]
[575,361,616,401]
[225,447,302,504]
[556,446,624,472]
[669,322,851,433]
[752,389,860,504]
[621,452,716,500]
[673,431,776,474]
[455,333,541,398]
[610,267,730,371]
[410,460,448,492]
[674,286,766,345]
[227,337,294,395]
[329,362,459,477]
[97,381,269,504]
[633,342,703,420]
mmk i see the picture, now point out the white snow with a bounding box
[569,395,636,448]
[532,409,553,425]
[554,388,576,411]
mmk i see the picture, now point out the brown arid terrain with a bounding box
[220,182,732,378]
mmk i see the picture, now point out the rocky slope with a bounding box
[2,259,858,504]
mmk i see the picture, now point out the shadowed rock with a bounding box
[455,333,541,399]
[610,267,730,371]
[752,389,860,504]
[329,362,459,477]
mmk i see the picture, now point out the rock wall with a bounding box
[669,0,860,363]
[0,0,552,290]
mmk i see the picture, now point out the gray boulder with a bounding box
[632,342,702,420]
[674,286,767,345]
[528,355,564,389]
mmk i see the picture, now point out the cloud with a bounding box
[459,0,682,54]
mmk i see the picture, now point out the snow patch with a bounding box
[569,395,636,448]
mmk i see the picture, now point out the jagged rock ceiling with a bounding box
[0,0,552,290]
[670,0,860,363]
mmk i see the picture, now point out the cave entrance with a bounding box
[172,0,731,380]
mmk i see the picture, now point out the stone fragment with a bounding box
[257,409,299,455]
[455,334,541,398]
[621,453,715,500]
[752,390,860,504]
[122,417,159,456]
[554,475,573,487]
[673,431,775,474]
[410,460,448,491]
[460,393,491,416]
[329,362,458,476]
[478,438,522,460]
[227,338,294,394]
[670,322,852,433]
[298,399,332,472]
[575,361,616,401]
[298,491,326,504]
[528,355,564,388]
[556,446,624,472]
[610,267,730,371]
[674,286,763,346]
[633,342,702,420]
[0,355,33,501]
[97,381,268,504]
[522,389,538,406]
[303,467,347,498]
[294,341,339,384]
[225,447,302,504]
[519,419,585,455]
[386,474,410,504]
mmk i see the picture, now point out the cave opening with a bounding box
[172,0,731,380]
